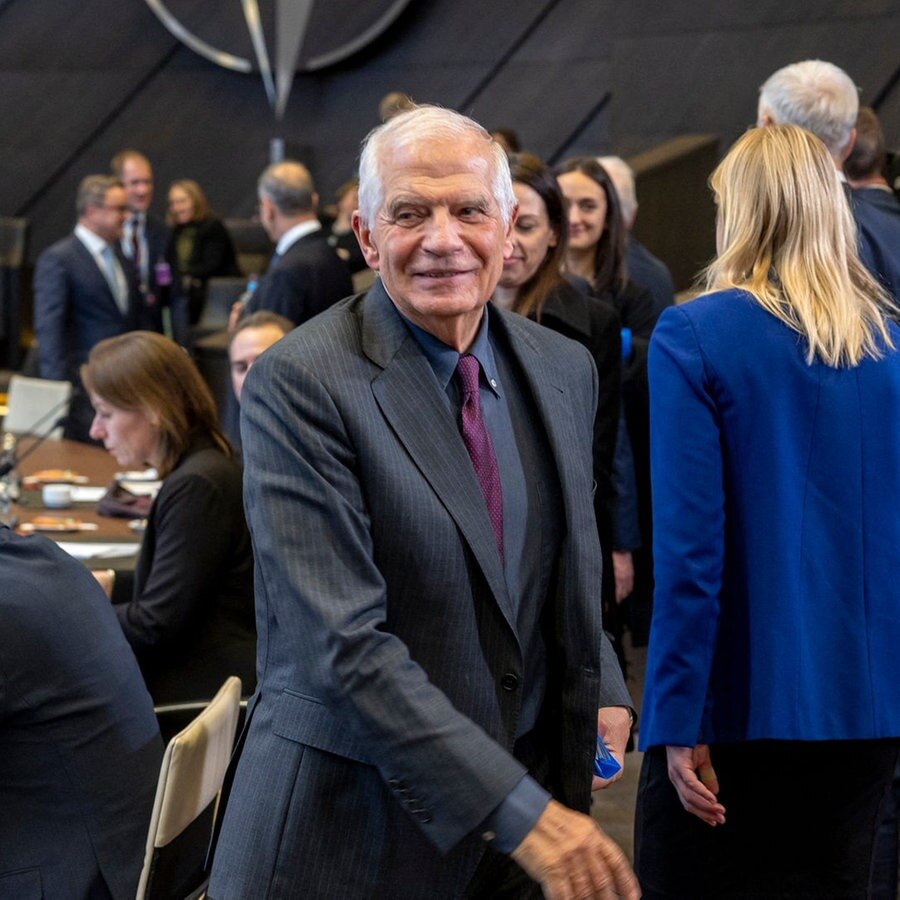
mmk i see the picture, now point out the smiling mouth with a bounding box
[415,270,471,279]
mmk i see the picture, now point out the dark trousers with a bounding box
[635,740,899,899]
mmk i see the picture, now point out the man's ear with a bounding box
[352,211,380,271]
[838,127,857,165]
[502,204,519,259]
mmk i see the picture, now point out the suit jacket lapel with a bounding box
[73,238,125,318]
[492,308,583,526]
[362,283,516,631]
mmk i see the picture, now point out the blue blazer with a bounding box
[640,289,900,748]
[209,283,631,897]
[0,529,162,898]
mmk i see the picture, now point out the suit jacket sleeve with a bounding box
[34,248,70,380]
[241,351,531,854]
[639,306,724,748]
[116,462,238,652]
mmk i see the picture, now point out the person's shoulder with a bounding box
[496,303,596,374]
[37,233,79,263]
[256,293,363,367]
[851,187,900,216]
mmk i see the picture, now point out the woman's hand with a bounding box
[665,744,726,826]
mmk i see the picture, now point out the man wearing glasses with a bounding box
[34,175,151,442]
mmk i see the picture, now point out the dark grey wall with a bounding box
[2,0,898,263]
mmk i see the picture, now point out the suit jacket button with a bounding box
[419,810,433,823]
[501,673,519,692]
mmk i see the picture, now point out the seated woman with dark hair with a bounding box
[167,179,240,324]
[82,331,255,704]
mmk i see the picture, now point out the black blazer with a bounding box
[537,281,621,549]
[114,436,256,704]
[168,216,240,322]
[246,228,353,325]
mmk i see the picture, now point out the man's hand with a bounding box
[592,707,631,790]
[665,744,726,826]
[611,551,633,603]
[511,799,640,899]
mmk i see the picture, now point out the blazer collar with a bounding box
[539,283,592,339]
[362,282,518,632]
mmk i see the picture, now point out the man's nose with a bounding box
[422,209,463,253]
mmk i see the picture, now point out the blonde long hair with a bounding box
[703,124,895,367]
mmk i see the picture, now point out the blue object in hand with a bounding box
[594,735,622,779]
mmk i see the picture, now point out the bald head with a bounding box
[258,161,317,216]
[257,160,318,240]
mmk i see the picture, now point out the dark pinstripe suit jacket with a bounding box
[209,281,630,898]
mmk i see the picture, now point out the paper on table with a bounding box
[69,486,108,503]
[56,541,141,560]
[119,480,162,497]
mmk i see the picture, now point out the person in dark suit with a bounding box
[636,125,900,898]
[232,160,353,328]
[34,174,148,442]
[166,178,240,324]
[81,331,256,705]
[111,149,182,337]
[758,60,900,302]
[0,525,162,897]
[557,156,661,646]
[493,151,624,662]
[209,106,638,899]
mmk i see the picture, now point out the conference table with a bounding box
[9,436,149,601]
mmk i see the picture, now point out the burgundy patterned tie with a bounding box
[455,354,504,562]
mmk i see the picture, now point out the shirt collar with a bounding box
[74,223,111,257]
[276,218,322,256]
[395,299,502,398]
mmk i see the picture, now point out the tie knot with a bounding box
[456,354,481,396]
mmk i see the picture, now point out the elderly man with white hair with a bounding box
[758,59,900,300]
[209,105,638,899]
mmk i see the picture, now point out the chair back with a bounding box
[136,676,242,900]
[192,277,246,339]
[4,375,72,439]
[224,218,274,277]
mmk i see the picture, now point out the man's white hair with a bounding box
[597,156,637,228]
[758,59,859,160]
[356,104,516,228]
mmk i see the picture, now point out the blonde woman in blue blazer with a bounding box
[636,125,900,898]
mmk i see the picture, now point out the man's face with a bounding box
[120,157,154,214]
[229,324,287,401]
[353,136,514,344]
[85,186,130,243]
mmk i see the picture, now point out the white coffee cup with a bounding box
[42,483,73,509]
